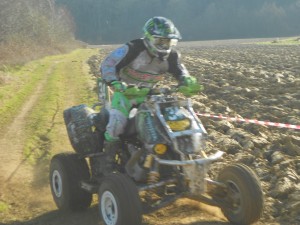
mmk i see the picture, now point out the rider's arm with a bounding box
[100,39,145,84]
[100,44,129,84]
[167,49,203,96]
[167,49,191,84]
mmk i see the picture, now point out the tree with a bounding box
[0,0,74,45]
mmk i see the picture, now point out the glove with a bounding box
[124,86,150,104]
[178,76,203,97]
[123,86,150,99]
[110,80,127,92]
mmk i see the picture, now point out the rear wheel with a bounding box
[98,173,142,225]
[49,152,92,211]
[217,163,264,225]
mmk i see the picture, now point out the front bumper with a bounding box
[154,151,224,166]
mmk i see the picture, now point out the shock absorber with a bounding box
[148,170,160,184]
[143,154,160,184]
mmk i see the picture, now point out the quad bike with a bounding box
[49,80,264,225]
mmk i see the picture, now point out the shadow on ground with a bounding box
[3,206,231,225]
[3,206,100,225]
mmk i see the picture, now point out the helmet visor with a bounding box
[153,38,178,50]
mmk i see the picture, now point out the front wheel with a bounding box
[217,163,264,225]
[98,173,142,225]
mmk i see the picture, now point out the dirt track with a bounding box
[1,38,299,225]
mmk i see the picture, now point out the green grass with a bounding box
[0,201,9,213]
[0,48,99,164]
[258,37,300,45]
[0,61,48,128]
[22,48,99,164]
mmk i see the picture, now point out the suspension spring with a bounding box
[147,171,160,184]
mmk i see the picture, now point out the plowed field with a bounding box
[1,38,299,225]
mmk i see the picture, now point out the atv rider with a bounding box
[99,16,203,174]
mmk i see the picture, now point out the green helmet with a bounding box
[143,17,181,60]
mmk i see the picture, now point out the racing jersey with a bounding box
[100,38,190,87]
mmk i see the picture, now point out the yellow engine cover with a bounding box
[166,118,191,131]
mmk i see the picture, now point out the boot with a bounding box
[90,154,106,180]
[102,140,122,174]
[91,140,122,179]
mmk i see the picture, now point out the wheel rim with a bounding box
[101,190,118,225]
[52,170,62,197]
[225,180,243,213]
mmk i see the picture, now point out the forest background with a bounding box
[1,0,300,65]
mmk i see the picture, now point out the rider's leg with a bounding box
[100,92,132,175]
[91,110,128,177]
[105,91,132,139]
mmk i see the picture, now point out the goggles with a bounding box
[153,38,178,50]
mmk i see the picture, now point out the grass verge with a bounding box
[0,61,49,129]
[0,201,9,213]
[22,48,99,164]
[0,48,99,167]
[257,36,300,45]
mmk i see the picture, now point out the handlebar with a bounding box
[127,84,178,96]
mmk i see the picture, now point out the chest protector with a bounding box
[119,50,168,87]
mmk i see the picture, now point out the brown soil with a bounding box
[0,38,299,225]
